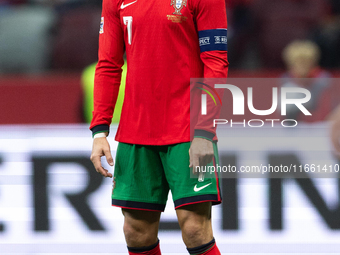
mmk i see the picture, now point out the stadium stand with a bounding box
[0,6,55,73]
[51,6,102,70]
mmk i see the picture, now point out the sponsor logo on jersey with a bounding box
[170,0,187,15]
[194,183,212,192]
[99,17,104,34]
[121,0,137,9]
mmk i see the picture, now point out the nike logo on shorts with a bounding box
[194,183,212,192]
[121,0,137,9]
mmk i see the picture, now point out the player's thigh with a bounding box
[176,202,213,247]
[122,208,161,230]
[161,142,222,209]
[122,208,161,246]
[113,143,169,210]
[176,201,212,226]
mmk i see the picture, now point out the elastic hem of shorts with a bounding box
[174,194,222,209]
[112,199,165,212]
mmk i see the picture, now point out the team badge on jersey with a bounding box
[99,17,104,34]
[168,0,187,23]
[170,0,187,15]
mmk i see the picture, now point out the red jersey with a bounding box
[90,0,229,145]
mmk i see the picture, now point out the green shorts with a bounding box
[111,142,222,211]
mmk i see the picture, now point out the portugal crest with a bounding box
[171,0,187,15]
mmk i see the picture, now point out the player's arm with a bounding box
[190,0,229,171]
[90,0,125,177]
[193,0,228,140]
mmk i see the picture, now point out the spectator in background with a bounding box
[327,0,340,155]
[281,40,336,122]
[0,0,27,5]
[225,0,255,69]
[251,0,330,68]
[0,0,55,73]
[283,41,327,79]
[313,0,340,68]
[50,0,102,71]
[27,0,101,13]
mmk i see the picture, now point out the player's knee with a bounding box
[178,206,213,247]
[122,209,161,247]
[181,221,207,244]
[123,222,143,244]
[123,221,157,247]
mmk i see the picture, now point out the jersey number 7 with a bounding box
[123,16,133,45]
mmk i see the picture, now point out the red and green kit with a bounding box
[91,0,228,210]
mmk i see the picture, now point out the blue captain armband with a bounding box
[198,29,228,52]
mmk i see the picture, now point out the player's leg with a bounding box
[112,143,169,254]
[176,202,220,254]
[176,202,212,247]
[123,209,162,254]
[161,142,222,255]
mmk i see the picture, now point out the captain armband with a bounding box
[198,29,228,53]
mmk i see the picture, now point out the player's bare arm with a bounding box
[189,137,214,174]
[90,135,113,178]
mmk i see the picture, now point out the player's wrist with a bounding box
[93,132,108,139]
[194,129,215,142]
[91,124,110,138]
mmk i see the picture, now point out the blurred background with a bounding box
[1,0,340,124]
[1,0,340,254]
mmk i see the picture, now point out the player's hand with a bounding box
[90,137,113,178]
[189,137,214,174]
